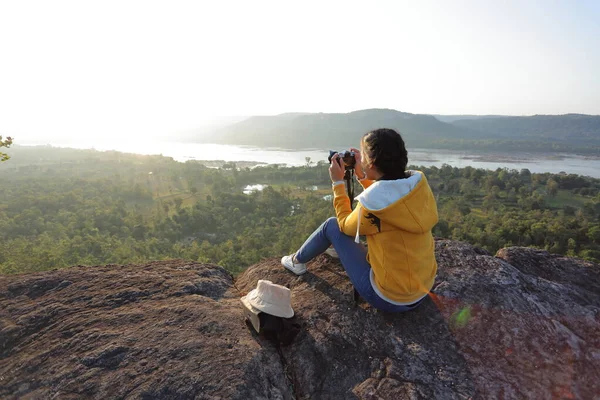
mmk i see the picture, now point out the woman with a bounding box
[281,128,438,312]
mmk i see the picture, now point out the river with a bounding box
[21,140,600,178]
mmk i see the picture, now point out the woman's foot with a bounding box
[281,254,307,275]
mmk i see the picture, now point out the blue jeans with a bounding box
[295,217,424,313]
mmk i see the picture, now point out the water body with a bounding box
[22,140,600,178]
[243,184,269,195]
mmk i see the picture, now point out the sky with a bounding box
[1,0,599,141]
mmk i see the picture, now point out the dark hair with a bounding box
[362,128,408,180]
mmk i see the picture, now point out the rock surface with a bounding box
[0,262,290,399]
[1,240,599,399]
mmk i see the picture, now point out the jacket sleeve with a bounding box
[332,184,379,236]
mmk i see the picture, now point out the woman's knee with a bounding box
[325,217,337,224]
[324,217,340,235]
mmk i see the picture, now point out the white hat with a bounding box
[241,280,294,319]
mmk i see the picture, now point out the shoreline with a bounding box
[5,143,600,178]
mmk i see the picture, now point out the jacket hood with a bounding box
[355,171,438,234]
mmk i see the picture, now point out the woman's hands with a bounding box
[329,153,345,182]
[350,148,366,180]
[329,148,366,182]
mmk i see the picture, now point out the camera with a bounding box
[328,150,356,170]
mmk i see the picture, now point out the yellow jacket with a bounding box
[332,171,438,304]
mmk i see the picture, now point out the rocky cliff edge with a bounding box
[1,240,599,399]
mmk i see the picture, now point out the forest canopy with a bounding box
[1,146,599,275]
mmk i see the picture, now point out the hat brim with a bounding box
[246,289,294,319]
[240,295,261,333]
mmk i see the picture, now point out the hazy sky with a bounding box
[1,0,599,140]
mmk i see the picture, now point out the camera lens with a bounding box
[328,150,338,164]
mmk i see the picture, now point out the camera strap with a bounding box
[344,169,355,206]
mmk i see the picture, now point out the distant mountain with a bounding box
[199,109,600,153]
[208,109,477,149]
[432,115,510,123]
[450,114,600,146]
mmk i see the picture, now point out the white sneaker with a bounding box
[281,254,307,275]
[324,247,339,258]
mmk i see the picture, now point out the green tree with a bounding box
[588,226,600,243]
[547,179,559,196]
[1,136,13,161]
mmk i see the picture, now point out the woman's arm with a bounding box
[329,153,378,236]
[332,183,378,236]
